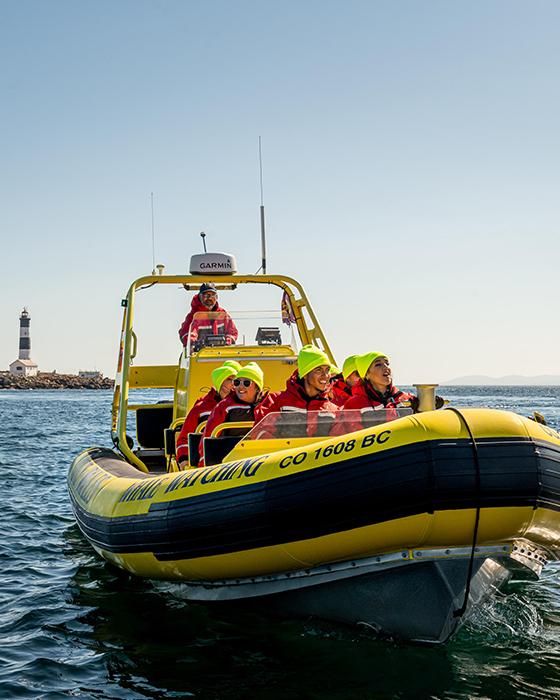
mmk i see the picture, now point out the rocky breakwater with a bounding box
[0,372,114,390]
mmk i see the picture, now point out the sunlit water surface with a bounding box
[1,387,559,699]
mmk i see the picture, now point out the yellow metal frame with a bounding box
[111,273,334,472]
[210,421,254,437]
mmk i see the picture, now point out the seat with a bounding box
[188,433,203,466]
[203,436,243,466]
[136,405,173,448]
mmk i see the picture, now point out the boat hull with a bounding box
[247,557,511,644]
[68,408,560,642]
[172,542,542,643]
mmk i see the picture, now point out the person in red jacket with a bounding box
[178,283,238,350]
[254,345,340,438]
[332,351,415,435]
[175,361,241,467]
[328,354,361,406]
[198,362,266,466]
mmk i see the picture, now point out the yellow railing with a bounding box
[112,272,333,473]
[210,421,254,438]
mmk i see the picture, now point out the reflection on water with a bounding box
[1,388,560,698]
[66,535,456,699]
[61,527,560,700]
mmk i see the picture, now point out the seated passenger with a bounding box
[178,282,238,350]
[329,354,361,406]
[254,345,340,438]
[342,354,361,389]
[332,351,414,435]
[198,362,266,466]
[175,361,241,467]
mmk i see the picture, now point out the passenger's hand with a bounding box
[225,336,234,345]
[409,396,419,413]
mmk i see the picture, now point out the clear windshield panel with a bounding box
[187,311,297,354]
[246,407,414,440]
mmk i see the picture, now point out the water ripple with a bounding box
[1,388,560,699]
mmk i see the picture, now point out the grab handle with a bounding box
[130,330,138,360]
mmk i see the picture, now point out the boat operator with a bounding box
[178,282,238,350]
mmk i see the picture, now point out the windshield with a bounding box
[130,282,307,367]
[245,407,414,440]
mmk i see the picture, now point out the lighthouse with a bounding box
[9,308,39,377]
[19,308,31,359]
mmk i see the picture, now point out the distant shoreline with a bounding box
[0,373,114,390]
[441,375,560,386]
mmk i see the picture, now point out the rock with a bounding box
[0,372,114,390]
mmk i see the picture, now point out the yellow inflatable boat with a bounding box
[68,252,560,643]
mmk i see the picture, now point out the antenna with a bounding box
[150,192,156,274]
[200,231,207,252]
[259,136,267,274]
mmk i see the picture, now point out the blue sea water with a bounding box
[1,386,560,699]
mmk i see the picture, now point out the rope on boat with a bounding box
[446,407,482,619]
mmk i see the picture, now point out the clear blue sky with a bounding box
[1,1,559,383]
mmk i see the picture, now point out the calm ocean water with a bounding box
[1,386,560,699]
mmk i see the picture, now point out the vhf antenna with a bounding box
[200,231,207,252]
[259,136,267,274]
[150,192,156,274]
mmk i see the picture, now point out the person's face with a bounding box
[219,375,235,399]
[366,356,392,392]
[200,290,217,309]
[303,364,331,396]
[234,378,259,403]
[346,370,360,388]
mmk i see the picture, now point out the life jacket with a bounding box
[332,382,413,436]
[198,392,266,466]
[178,295,238,347]
[329,375,352,406]
[254,370,340,438]
[176,388,221,463]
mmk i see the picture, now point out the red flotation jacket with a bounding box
[176,388,221,464]
[198,392,266,466]
[254,370,340,438]
[332,382,413,436]
[178,295,238,347]
[329,375,352,406]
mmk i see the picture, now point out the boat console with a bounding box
[110,252,333,473]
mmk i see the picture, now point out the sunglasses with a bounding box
[233,378,252,388]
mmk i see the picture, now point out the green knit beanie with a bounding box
[236,362,264,390]
[222,360,242,372]
[355,352,389,379]
[297,344,332,378]
[211,365,237,393]
[342,354,359,380]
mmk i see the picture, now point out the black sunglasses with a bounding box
[233,378,252,388]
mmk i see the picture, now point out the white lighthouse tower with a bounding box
[9,308,38,377]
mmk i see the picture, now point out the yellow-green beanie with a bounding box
[356,352,389,378]
[222,360,242,372]
[236,362,264,391]
[342,355,359,380]
[297,344,333,378]
[211,365,237,393]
